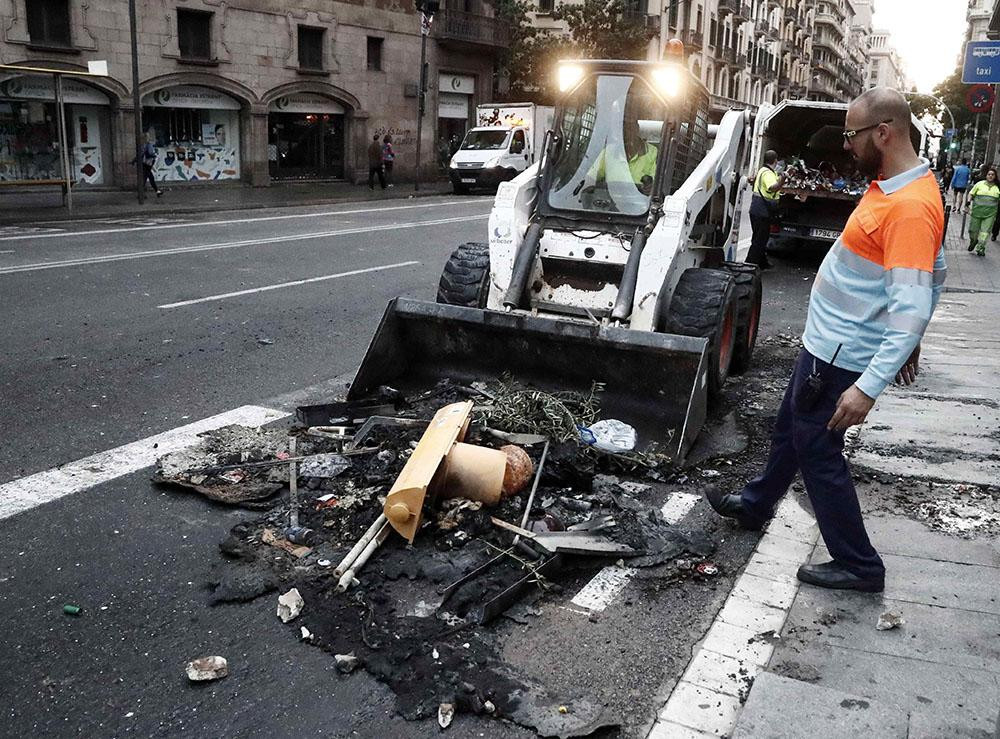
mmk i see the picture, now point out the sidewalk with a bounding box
[648,235,1000,737]
[0,179,455,225]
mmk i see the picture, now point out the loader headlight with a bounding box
[557,63,585,92]
[651,65,683,98]
[484,155,502,168]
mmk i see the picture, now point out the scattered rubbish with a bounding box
[337,521,390,592]
[475,377,603,442]
[816,608,839,626]
[695,562,719,576]
[62,604,81,616]
[261,528,311,558]
[558,705,569,714]
[335,652,359,674]
[579,419,637,453]
[276,588,304,623]
[876,611,904,631]
[300,626,313,642]
[335,514,389,577]
[185,656,229,682]
[317,559,331,568]
[298,453,351,479]
[700,469,722,478]
[283,526,315,547]
[438,702,455,729]
[500,444,534,496]
[256,336,274,346]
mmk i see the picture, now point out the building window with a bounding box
[177,9,212,60]
[366,37,383,71]
[27,0,72,47]
[298,26,325,70]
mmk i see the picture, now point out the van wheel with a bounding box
[663,268,737,402]
[723,262,762,375]
[437,243,490,308]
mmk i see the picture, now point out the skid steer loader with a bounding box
[350,58,761,461]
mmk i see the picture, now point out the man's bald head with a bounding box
[850,87,911,136]
[764,149,778,165]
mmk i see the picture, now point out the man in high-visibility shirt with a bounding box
[590,118,658,194]
[748,150,786,269]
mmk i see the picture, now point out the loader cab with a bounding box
[540,60,708,227]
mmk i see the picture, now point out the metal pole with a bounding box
[54,73,72,212]
[972,113,982,165]
[414,15,428,193]
[128,0,144,204]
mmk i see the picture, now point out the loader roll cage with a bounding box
[537,60,711,231]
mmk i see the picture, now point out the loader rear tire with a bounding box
[663,267,737,402]
[724,262,762,375]
[437,242,490,308]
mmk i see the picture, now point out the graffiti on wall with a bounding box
[373,126,415,147]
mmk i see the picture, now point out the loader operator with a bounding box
[589,118,658,195]
[707,87,946,594]
[747,150,786,269]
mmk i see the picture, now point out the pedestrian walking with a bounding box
[940,162,955,192]
[139,136,162,197]
[747,150,786,269]
[706,88,946,593]
[382,135,396,187]
[965,166,999,255]
[367,134,386,190]
[950,158,971,211]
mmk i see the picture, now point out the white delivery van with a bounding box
[448,103,555,194]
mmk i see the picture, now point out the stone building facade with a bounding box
[0,0,508,187]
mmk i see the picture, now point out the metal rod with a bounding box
[128,0,144,204]
[334,513,388,576]
[413,14,429,192]
[288,436,299,529]
[54,74,72,211]
[336,521,390,591]
[514,439,549,545]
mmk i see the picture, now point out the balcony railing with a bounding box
[684,29,704,48]
[433,10,511,50]
[814,11,843,28]
[718,0,738,15]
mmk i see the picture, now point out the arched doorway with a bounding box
[267,92,348,180]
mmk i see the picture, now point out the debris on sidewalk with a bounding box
[876,611,904,631]
[276,588,304,623]
[334,652,359,674]
[62,604,82,616]
[185,656,229,682]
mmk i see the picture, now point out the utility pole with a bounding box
[54,73,72,211]
[128,0,144,204]
[413,0,438,192]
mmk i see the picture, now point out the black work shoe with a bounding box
[704,486,763,530]
[796,561,884,593]
[969,243,976,251]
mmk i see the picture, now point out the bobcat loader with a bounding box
[349,58,761,461]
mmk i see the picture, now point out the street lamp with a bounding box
[413,0,439,192]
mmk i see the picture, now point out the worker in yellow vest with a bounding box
[748,150,787,269]
[965,166,1000,256]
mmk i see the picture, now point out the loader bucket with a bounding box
[348,298,709,462]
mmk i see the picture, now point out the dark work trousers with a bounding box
[740,349,885,580]
[993,200,1000,240]
[368,165,386,190]
[748,209,773,267]
[142,163,158,192]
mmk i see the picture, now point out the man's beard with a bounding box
[853,139,883,178]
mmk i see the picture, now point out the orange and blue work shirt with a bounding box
[802,160,946,399]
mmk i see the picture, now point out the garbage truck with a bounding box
[448,103,555,194]
[749,100,927,246]
[351,59,759,462]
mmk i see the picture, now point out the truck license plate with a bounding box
[461,178,476,184]
[810,228,840,240]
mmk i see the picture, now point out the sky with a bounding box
[872,0,969,92]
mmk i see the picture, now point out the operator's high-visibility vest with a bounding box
[754,166,780,201]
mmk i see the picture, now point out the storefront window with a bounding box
[268,112,344,179]
[0,100,59,180]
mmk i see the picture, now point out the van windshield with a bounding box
[546,74,665,217]
[461,130,510,150]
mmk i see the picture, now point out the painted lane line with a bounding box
[0,405,288,522]
[0,215,486,275]
[159,261,421,308]
[0,198,492,242]
[570,492,701,612]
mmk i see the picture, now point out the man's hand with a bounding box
[827,385,876,431]
[895,344,920,385]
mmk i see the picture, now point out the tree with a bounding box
[554,0,656,61]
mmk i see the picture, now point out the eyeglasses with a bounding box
[843,119,893,141]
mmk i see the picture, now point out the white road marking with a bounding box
[570,492,702,612]
[0,405,288,522]
[0,198,491,242]
[0,250,13,254]
[159,260,421,308]
[0,215,486,275]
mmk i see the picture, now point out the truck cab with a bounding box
[449,126,532,193]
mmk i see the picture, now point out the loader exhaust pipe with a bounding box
[503,221,544,309]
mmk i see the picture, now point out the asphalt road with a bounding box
[0,197,822,738]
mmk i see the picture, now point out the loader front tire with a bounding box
[724,262,762,375]
[437,242,490,308]
[663,268,737,402]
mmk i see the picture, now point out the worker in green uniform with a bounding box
[965,166,1000,256]
[590,118,659,194]
[747,150,787,269]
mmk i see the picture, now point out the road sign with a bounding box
[963,41,1000,84]
[966,84,995,113]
